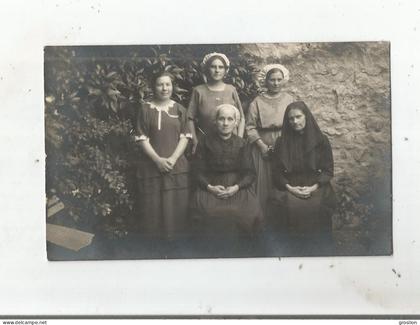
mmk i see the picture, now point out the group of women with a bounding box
[135,52,337,252]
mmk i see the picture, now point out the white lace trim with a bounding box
[148,100,179,130]
[134,135,149,142]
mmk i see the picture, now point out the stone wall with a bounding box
[241,42,391,229]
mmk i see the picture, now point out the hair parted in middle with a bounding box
[214,104,241,126]
[201,52,230,78]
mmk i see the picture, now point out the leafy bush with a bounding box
[45,45,262,233]
[45,44,387,237]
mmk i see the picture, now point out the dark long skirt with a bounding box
[250,129,281,217]
[269,185,336,255]
[191,173,263,235]
[138,173,189,240]
[270,185,334,234]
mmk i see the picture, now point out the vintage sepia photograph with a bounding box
[44,42,392,260]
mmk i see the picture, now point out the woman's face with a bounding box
[216,108,236,136]
[154,76,173,100]
[288,108,306,133]
[266,70,284,94]
[207,58,226,82]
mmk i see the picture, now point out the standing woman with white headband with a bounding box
[246,64,294,218]
[187,52,245,154]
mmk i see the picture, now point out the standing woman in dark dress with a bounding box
[135,72,192,240]
[272,101,337,252]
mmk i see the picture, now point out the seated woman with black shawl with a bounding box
[271,101,337,250]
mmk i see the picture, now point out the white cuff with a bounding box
[135,135,149,142]
[180,133,193,139]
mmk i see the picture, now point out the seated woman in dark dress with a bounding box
[191,104,263,238]
[271,101,337,252]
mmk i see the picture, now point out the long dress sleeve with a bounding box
[194,140,211,189]
[236,143,256,189]
[135,104,150,141]
[178,105,193,139]
[316,135,334,186]
[187,87,199,123]
[245,99,261,144]
[232,87,245,124]
[272,138,289,190]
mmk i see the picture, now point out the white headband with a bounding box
[261,63,290,82]
[202,52,230,68]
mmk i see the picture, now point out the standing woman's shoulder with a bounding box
[277,91,295,105]
[226,84,243,110]
[188,84,208,104]
[226,83,239,93]
[249,93,265,104]
[139,99,157,111]
[284,92,295,101]
[137,101,151,118]
[172,101,187,113]
[192,84,208,93]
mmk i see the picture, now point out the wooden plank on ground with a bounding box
[47,202,65,218]
[46,223,95,251]
[47,196,60,208]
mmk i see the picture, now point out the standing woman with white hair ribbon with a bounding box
[246,64,294,218]
[187,52,245,154]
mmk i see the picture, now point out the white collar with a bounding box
[148,100,176,112]
[147,100,179,130]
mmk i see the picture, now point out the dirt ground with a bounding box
[46,226,392,261]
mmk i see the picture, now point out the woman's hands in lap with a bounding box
[217,185,239,199]
[208,184,226,196]
[286,183,319,199]
[208,184,240,199]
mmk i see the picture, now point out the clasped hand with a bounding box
[258,141,271,160]
[286,184,319,199]
[208,184,239,199]
[155,156,176,173]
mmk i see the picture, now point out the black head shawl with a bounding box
[276,101,324,172]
